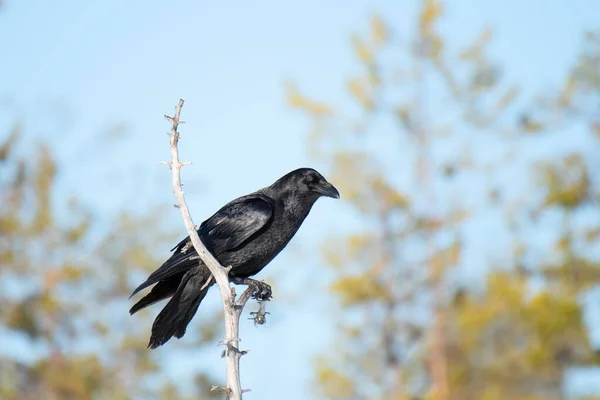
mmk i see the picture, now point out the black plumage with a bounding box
[129,167,339,348]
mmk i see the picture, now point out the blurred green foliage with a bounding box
[289,1,600,399]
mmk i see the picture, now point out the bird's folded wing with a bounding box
[130,195,274,298]
[201,195,274,255]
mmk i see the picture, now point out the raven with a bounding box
[129,167,339,348]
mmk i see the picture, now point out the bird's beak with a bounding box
[315,181,340,199]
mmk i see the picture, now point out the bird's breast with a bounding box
[223,207,310,277]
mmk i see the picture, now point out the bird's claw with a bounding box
[249,281,272,301]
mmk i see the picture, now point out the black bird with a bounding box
[129,168,339,348]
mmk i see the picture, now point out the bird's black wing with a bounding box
[129,195,274,298]
[198,195,275,256]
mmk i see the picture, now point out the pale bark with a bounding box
[162,99,267,399]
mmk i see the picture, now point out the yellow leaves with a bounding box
[345,326,362,338]
[523,292,585,371]
[322,240,346,270]
[158,384,179,400]
[478,386,510,400]
[61,264,88,282]
[372,176,410,210]
[367,64,382,88]
[122,244,156,272]
[291,18,390,124]
[350,15,388,66]
[370,15,388,45]
[470,63,499,94]
[450,270,596,398]
[446,241,462,266]
[286,82,334,117]
[543,256,600,293]
[456,273,527,346]
[570,37,600,91]
[415,210,470,233]
[518,114,544,134]
[591,122,600,140]
[7,299,41,339]
[38,290,60,314]
[0,249,14,265]
[34,356,106,399]
[330,274,390,306]
[119,336,160,374]
[493,85,519,116]
[347,77,374,110]
[33,145,57,232]
[539,154,589,209]
[428,36,445,60]
[322,234,379,273]
[64,197,92,243]
[487,272,527,303]
[430,241,462,276]
[556,236,570,253]
[330,152,373,209]
[348,22,386,109]
[1,128,27,214]
[351,33,373,63]
[331,152,412,215]
[316,365,356,399]
[0,214,20,235]
[460,29,493,61]
[0,122,21,161]
[528,291,581,337]
[456,27,500,98]
[65,219,90,243]
[585,227,600,242]
[120,335,149,354]
[395,104,413,131]
[418,0,444,60]
[419,0,443,36]
[558,75,576,107]
[93,321,109,336]
[346,234,374,259]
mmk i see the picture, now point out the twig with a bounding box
[162,99,266,399]
[249,301,270,326]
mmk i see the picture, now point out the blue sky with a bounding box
[2,0,600,398]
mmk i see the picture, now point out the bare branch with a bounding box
[162,98,260,399]
[249,301,270,326]
[211,386,231,395]
[201,275,214,291]
[236,287,255,309]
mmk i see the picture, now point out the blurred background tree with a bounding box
[0,125,222,399]
[288,1,600,399]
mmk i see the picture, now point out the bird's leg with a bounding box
[230,277,272,301]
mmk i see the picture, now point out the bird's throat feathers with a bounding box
[280,191,317,224]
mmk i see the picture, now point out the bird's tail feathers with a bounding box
[148,268,212,349]
[129,273,183,315]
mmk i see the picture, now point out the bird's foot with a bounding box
[248,280,272,301]
[232,277,272,301]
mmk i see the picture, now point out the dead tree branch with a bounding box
[162,98,267,399]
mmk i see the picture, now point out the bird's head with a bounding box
[273,168,340,200]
